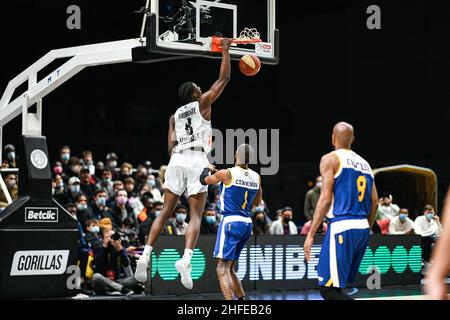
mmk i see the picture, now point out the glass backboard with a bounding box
[140,0,278,65]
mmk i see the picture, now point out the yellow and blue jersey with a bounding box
[217,166,260,218]
[328,149,374,218]
[318,149,374,288]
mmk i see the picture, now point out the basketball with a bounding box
[239,54,261,76]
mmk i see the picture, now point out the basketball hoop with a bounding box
[211,27,262,52]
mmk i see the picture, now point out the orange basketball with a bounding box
[239,54,261,76]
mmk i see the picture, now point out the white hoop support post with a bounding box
[0,37,144,147]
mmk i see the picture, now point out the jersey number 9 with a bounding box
[357,175,367,202]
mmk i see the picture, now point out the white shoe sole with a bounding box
[175,260,193,290]
[134,259,149,283]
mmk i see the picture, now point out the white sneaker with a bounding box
[175,259,193,289]
[134,255,150,283]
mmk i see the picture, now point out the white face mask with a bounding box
[90,226,100,234]
[176,213,187,223]
[316,182,322,189]
[155,210,162,217]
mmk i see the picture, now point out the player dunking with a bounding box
[304,122,379,300]
[199,144,262,300]
[134,38,232,289]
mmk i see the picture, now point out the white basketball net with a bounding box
[236,27,261,41]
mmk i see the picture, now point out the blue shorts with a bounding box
[317,216,370,288]
[213,215,252,261]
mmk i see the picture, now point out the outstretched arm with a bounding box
[200,168,231,186]
[304,153,338,261]
[199,38,231,118]
[167,114,177,156]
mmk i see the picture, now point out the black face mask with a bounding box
[255,218,265,225]
[283,217,291,224]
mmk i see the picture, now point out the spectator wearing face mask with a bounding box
[4,144,17,168]
[85,219,102,250]
[75,193,95,231]
[91,189,111,221]
[0,173,18,208]
[415,205,443,264]
[270,207,298,235]
[200,207,219,235]
[107,180,125,208]
[252,209,270,235]
[80,168,96,201]
[304,176,322,221]
[59,145,71,174]
[388,208,415,235]
[174,204,189,235]
[61,176,82,205]
[146,174,163,202]
[81,150,95,176]
[52,161,67,181]
[96,168,114,200]
[106,189,137,232]
[105,152,119,180]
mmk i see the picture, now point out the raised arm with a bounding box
[304,153,338,261]
[200,168,231,186]
[199,38,231,119]
[167,114,177,156]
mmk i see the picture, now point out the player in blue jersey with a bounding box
[200,144,262,300]
[304,122,379,300]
